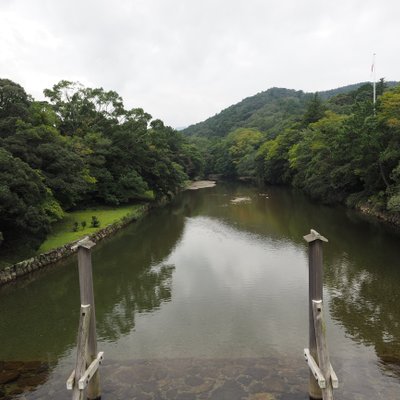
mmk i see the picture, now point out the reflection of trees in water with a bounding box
[324,251,400,374]
[0,202,185,362]
[98,263,174,340]
[190,183,400,373]
[90,206,186,341]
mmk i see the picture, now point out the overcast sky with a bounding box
[1,0,399,128]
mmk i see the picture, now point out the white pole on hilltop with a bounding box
[372,53,376,106]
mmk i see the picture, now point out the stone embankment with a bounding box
[358,203,400,226]
[0,205,149,286]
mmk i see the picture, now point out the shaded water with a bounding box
[1,183,400,399]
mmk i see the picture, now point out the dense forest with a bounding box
[0,79,204,250]
[1,77,400,254]
[183,80,400,220]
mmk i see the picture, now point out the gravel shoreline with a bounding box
[186,180,216,190]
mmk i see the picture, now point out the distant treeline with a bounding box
[184,80,400,218]
[0,79,204,249]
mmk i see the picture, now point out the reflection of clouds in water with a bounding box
[134,215,310,359]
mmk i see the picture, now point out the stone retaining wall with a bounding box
[358,203,400,226]
[0,205,149,286]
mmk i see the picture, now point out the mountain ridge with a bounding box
[182,81,398,138]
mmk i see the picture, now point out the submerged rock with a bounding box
[0,370,20,385]
[0,360,50,398]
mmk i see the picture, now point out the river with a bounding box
[0,183,399,399]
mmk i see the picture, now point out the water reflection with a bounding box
[177,184,400,378]
[0,205,185,362]
[0,183,400,399]
[326,253,400,370]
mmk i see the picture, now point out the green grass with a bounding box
[38,204,145,253]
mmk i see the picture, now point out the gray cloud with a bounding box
[1,0,399,127]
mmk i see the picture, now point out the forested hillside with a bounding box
[183,81,397,138]
[183,88,309,138]
[0,79,204,250]
[185,80,400,221]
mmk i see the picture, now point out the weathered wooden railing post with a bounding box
[67,237,103,400]
[303,229,337,400]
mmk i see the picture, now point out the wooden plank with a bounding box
[72,305,91,400]
[78,352,104,390]
[330,364,339,389]
[312,300,334,400]
[66,369,75,390]
[77,246,101,400]
[304,348,326,388]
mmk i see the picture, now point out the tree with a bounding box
[2,118,93,209]
[256,127,301,184]
[289,112,359,202]
[226,128,263,178]
[0,148,63,246]
[44,80,125,136]
[302,93,326,126]
[0,78,30,136]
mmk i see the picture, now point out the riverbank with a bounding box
[0,204,149,286]
[0,181,218,286]
[38,204,145,253]
[357,203,400,227]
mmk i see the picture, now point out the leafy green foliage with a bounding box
[1,120,91,209]
[183,88,308,138]
[0,79,30,136]
[90,216,100,228]
[0,148,63,246]
[0,79,198,250]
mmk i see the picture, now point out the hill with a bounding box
[182,81,397,138]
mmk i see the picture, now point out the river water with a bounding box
[0,183,399,399]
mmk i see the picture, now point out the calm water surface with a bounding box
[0,183,400,399]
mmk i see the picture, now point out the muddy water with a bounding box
[1,183,400,399]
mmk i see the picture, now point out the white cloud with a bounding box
[0,0,399,127]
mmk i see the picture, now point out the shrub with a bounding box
[91,216,100,228]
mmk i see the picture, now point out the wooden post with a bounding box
[75,238,101,400]
[72,305,91,400]
[303,229,328,400]
[313,300,334,400]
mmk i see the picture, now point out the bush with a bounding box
[81,221,87,229]
[72,222,79,232]
[91,216,100,228]
[387,193,400,212]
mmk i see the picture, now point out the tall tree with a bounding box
[0,148,63,246]
[0,79,30,136]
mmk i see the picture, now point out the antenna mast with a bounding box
[372,53,376,106]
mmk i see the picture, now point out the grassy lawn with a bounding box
[38,204,145,253]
